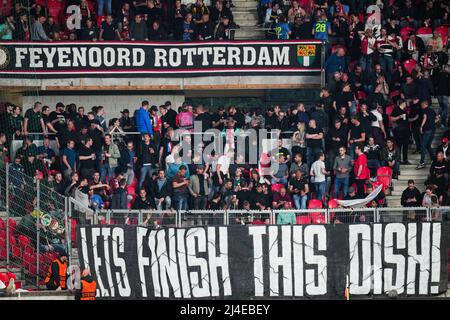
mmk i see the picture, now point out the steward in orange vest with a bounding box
[44,251,68,290]
[76,268,97,301]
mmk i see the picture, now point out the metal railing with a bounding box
[91,206,439,227]
[0,163,90,289]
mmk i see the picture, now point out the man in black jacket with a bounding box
[150,169,172,210]
[133,188,154,210]
[110,178,128,223]
[401,179,422,207]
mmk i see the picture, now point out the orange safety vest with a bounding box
[80,279,97,300]
[45,259,67,289]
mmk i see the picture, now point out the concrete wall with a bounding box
[22,94,186,121]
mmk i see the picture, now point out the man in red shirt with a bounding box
[353,144,370,197]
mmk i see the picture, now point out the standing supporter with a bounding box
[110,178,128,223]
[88,119,104,171]
[78,138,96,179]
[61,140,77,181]
[305,119,323,167]
[364,137,381,178]
[417,100,436,169]
[390,99,411,164]
[23,102,46,140]
[353,144,369,197]
[324,47,347,82]
[381,138,400,179]
[172,165,190,210]
[333,146,352,198]
[100,134,120,183]
[188,164,211,210]
[310,152,328,201]
[347,116,365,159]
[359,28,376,74]
[121,141,136,185]
[150,169,172,210]
[138,133,157,189]
[135,101,153,136]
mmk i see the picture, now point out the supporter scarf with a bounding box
[407,39,416,52]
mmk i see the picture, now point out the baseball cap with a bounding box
[442,137,449,143]
[120,109,130,114]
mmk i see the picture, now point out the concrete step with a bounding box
[233,12,258,21]
[234,26,265,39]
[234,1,258,8]
[233,19,259,27]
[397,169,429,176]
[398,174,427,183]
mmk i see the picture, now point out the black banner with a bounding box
[0,40,322,78]
[77,223,448,299]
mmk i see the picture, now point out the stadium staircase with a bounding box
[386,101,447,207]
[233,0,265,39]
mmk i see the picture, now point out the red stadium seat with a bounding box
[385,104,395,128]
[18,235,30,249]
[0,219,5,230]
[309,211,326,224]
[11,244,21,259]
[8,218,16,235]
[403,59,417,75]
[6,272,16,282]
[356,91,367,101]
[296,215,311,225]
[400,26,415,42]
[308,199,323,209]
[328,199,339,222]
[416,26,433,43]
[24,245,34,256]
[435,26,449,47]
[271,183,283,193]
[0,272,6,284]
[377,166,392,179]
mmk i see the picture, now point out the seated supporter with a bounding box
[288,169,309,209]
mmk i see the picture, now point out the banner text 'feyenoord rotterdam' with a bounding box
[77,223,448,299]
[0,41,322,78]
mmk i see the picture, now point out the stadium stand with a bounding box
[0,0,449,291]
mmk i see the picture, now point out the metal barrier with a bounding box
[429,206,450,222]
[91,207,436,227]
[178,210,226,227]
[0,163,72,288]
[227,210,272,225]
[377,207,429,223]
[328,208,377,224]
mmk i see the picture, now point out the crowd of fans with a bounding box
[0,0,449,226]
[0,0,238,41]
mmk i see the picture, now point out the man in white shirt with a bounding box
[310,152,329,202]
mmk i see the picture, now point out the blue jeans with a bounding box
[314,181,326,201]
[97,0,112,16]
[100,164,114,183]
[379,55,394,74]
[173,194,188,211]
[307,147,323,167]
[438,96,449,125]
[271,177,288,186]
[334,177,349,198]
[293,194,308,209]
[420,130,435,164]
[359,54,373,74]
[138,165,153,189]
